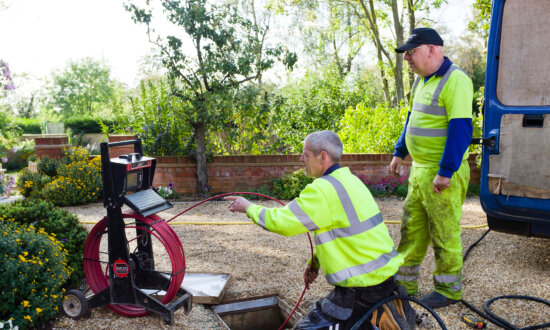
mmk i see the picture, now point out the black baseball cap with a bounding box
[395,28,444,53]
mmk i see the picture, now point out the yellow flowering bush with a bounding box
[18,146,102,206]
[41,156,102,206]
[15,168,51,198]
[0,217,70,329]
[0,199,88,286]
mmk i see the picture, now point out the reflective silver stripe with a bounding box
[398,265,420,274]
[325,249,399,285]
[288,200,319,231]
[412,77,420,97]
[395,274,418,282]
[407,126,447,137]
[412,102,446,116]
[434,274,461,284]
[321,175,359,225]
[449,281,463,292]
[258,208,267,229]
[431,66,458,106]
[314,213,383,246]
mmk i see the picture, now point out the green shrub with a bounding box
[467,183,480,197]
[156,183,180,200]
[63,116,115,134]
[3,140,36,172]
[41,156,102,206]
[394,184,409,198]
[37,155,61,177]
[0,199,88,287]
[361,175,409,198]
[246,184,272,200]
[13,117,42,134]
[271,169,314,200]
[16,168,52,198]
[0,218,70,329]
[339,103,408,153]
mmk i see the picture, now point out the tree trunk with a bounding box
[194,121,208,196]
[406,0,416,96]
[357,0,391,104]
[391,0,405,105]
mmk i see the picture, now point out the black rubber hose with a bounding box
[460,298,514,329]
[463,228,491,262]
[461,229,550,330]
[484,295,550,330]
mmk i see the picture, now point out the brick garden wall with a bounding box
[30,134,480,195]
[153,153,480,194]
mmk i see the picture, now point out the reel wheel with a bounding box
[62,289,88,319]
[83,212,186,316]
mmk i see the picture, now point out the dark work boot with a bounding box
[420,291,460,309]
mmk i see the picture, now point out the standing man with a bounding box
[226,130,409,329]
[389,27,473,308]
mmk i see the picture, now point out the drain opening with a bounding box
[212,295,302,330]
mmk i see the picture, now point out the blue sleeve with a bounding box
[393,112,410,158]
[438,118,473,177]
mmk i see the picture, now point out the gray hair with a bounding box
[304,130,343,162]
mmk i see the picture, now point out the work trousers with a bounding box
[396,160,470,300]
[293,276,395,330]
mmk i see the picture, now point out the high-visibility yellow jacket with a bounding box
[406,65,473,167]
[246,167,403,287]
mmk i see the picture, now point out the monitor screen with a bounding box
[126,170,142,191]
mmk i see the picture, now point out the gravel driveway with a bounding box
[53,197,550,329]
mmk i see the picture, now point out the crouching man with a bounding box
[226,130,409,329]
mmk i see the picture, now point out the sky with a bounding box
[0,0,475,88]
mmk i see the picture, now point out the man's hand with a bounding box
[433,175,450,194]
[224,196,252,213]
[303,264,319,285]
[389,156,403,177]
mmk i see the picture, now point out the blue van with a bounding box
[480,0,550,237]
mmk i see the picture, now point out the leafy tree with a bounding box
[449,37,486,112]
[271,0,446,106]
[273,66,379,152]
[468,0,491,45]
[113,78,194,156]
[0,73,44,118]
[209,84,286,155]
[125,0,296,195]
[273,0,366,78]
[339,103,407,153]
[44,57,121,118]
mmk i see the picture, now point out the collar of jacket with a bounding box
[323,163,341,176]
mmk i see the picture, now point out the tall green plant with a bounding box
[339,103,407,153]
[125,0,297,195]
[115,79,194,156]
[274,67,382,153]
[44,57,121,118]
[209,85,287,155]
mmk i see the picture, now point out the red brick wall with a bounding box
[35,135,70,159]
[30,135,480,194]
[153,153,480,194]
[108,135,138,159]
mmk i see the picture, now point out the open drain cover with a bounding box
[181,272,231,304]
[212,295,302,330]
[152,272,231,304]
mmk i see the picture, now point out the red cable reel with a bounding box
[83,212,186,316]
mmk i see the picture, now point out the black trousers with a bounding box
[294,276,396,330]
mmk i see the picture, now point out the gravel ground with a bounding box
[53,197,550,329]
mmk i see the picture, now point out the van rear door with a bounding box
[481,0,550,237]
